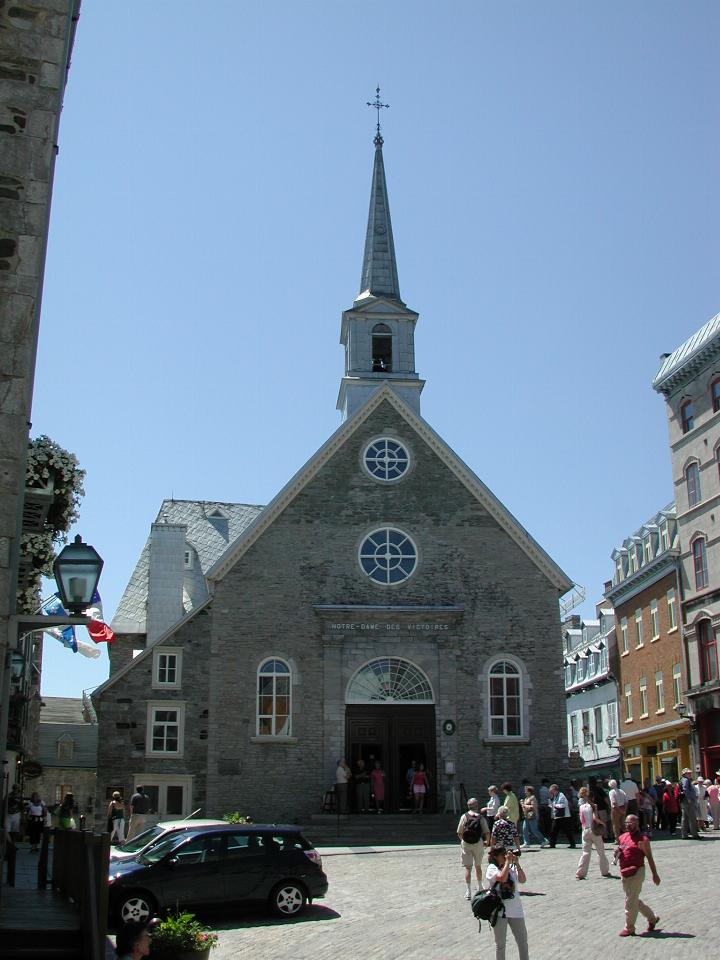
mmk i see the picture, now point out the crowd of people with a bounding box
[457,767,720,958]
[334,757,432,814]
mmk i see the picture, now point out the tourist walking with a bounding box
[26,791,46,852]
[576,786,610,879]
[126,785,150,840]
[614,813,661,937]
[661,782,679,835]
[679,768,700,839]
[490,805,519,850]
[482,785,502,829]
[370,759,385,813]
[457,797,490,899]
[501,782,520,828]
[354,758,370,813]
[335,759,352,814]
[520,786,548,848]
[538,778,551,837]
[485,847,530,960]
[412,763,430,813]
[548,783,576,848]
[608,779,627,841]
[708,775,720,829]
[620,774,639,816]
[107,791,127,844]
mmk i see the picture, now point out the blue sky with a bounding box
[34,2,720,695]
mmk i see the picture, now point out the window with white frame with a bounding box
[624,684,633,721]
[660,524,670,552]
[257,658,291,736]
[650,599,659,640]
[607,700,618,736]
[615,558,624,582]
[672,663,682,706]
[564,662,574,687]
[635,609,644,647]
[629,550,638,573]
[153,648,182,689]
[183,548,194,569]
[594,705,603,743]
[488,660,522,737]
[639,677,648,717]
[146,702,185,756]
[581,709,592,744]
[644,538,653,563]
[667,588,677,630]
[655,670,664,712]
[600,645,609,672]
[620,617,629,653]
[570,713,580,749]
[576,656,585,682]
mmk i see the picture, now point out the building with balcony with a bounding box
[653,314,720,776]
[563,607,619,778]
[605,504,689,783]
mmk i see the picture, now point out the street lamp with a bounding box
[53,535,104,615]
[674,702,687,719]
[606,734,624,780]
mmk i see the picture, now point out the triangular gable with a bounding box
[92,597,212,699]
[208,383,573,593]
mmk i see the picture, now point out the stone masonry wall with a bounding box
[206,399,569,823]
[93,604,212,830]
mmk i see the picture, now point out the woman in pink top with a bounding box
[707,778,719,830]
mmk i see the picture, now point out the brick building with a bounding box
[93,131,573,824]
[605,505,690,783]
[653,315,720,776]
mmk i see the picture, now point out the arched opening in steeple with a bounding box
[372,323,392,372]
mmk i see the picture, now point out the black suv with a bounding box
[108,824,327,925]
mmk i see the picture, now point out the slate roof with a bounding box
[652,312,720,395]
[112,500,263,634]
[38,697,98,769]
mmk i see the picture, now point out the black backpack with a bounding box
[461,813,486,844]
[471,886,505,931]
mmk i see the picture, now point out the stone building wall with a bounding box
[0,0,81,770]
[206,399,568,822]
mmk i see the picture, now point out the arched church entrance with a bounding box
[345,657,436,813]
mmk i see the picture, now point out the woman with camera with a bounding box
[485,846,529,960]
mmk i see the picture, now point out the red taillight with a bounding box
[304,849,322,869]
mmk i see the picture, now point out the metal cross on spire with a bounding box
[367,85,389,145]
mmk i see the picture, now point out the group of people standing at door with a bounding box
[335,758,431,813]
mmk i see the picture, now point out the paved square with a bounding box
[211,835,719,959]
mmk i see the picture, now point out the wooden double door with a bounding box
[345,704,436,813]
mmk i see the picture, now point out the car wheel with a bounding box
[116,891,156,925]
[270,881,307,917]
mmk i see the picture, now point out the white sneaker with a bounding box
[540,842,550,848]
[520,843,530,849]
[465,890,472,900]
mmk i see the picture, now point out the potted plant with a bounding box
[149,912,218,959]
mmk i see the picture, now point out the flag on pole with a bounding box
[85,590,115,644]
[43,595,78,653]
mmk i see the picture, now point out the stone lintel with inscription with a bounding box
[313,603,464,636]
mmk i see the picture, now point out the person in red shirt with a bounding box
[661,782,680,835]
[614,814,661,937]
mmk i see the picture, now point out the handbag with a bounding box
[591,820,606,837]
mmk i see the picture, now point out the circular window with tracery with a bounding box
[359,527,417,585]
[347,657,434,703]
[363,438,410,482]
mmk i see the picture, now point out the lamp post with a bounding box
[606,734,624,781]
[53,534,104,615]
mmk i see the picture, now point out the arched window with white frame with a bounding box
[685,461,701,507]
[488,659,523,737]
[257,658,292,737]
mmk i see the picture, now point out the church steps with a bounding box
[303,813,458,847]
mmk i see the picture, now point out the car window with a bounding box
[173,835,223,865]
[139,831,201,864]
[119,825,164,854]
[226,833,263,859]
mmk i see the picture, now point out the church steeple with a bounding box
[358,135,402,303]
[337,98,424,421]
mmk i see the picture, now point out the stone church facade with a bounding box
[93,130,572,825]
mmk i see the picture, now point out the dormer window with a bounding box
[208,509,229,540]
[183,549,194,569]
[57,734,74,762]
[371,323,392,372]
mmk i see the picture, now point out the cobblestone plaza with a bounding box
[208,835,718,959]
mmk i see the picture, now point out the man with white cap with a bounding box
[679,767,700,839]
[457,797,490,900]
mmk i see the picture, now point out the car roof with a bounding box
[154,819,226,829]
[170,823,305,836]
